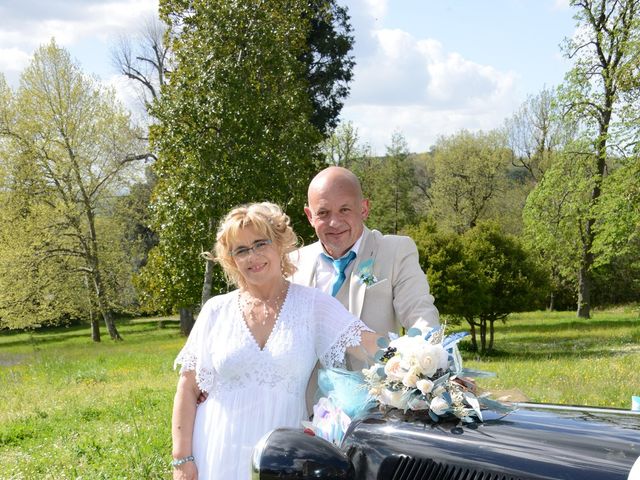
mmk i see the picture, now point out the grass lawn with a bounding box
[454,306,640,408]
[0,318,182,479]
[1,306,639,478]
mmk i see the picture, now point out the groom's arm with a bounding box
[390,236,440,331]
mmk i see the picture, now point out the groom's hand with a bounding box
[196,391,208,405]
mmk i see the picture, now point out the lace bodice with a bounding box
[175,283,371,398]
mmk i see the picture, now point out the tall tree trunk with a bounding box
[201,216,216,304]
[577,100,609,318]
[201,259,215,305]
[90,259,122,340]
[85,275,101,342]
[577,256,592,318]
[179,306,195,336]
[91,318,101,342]
[488,319,495,353]
[466,318,478,352]
[71,146,123,340]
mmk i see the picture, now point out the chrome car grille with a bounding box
[383,455,532,480]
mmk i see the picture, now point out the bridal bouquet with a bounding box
[305,327,508,444]
[363,327,482,423]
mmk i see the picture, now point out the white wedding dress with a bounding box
[174,283,370,480]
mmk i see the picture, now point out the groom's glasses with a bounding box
[230,239,273,259]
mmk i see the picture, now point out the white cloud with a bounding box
[552,0,571,10]
[0,0,157,76]
[361,0,388,20]
[343,95,515,155]
[342,25,519,153]
[0,47,31,77]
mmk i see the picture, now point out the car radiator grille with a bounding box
[382,455,532,480]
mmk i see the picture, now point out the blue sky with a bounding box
[0,0,576,154]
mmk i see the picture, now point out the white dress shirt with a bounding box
[313,234,364,295]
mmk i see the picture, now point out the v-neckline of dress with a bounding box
[237,284,291,352]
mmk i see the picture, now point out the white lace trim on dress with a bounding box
[174,351,216,394]
[320,319,373,368]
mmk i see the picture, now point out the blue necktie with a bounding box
[322,251,356,297]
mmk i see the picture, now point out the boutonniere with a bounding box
[356,258,378,286]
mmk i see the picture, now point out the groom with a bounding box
[290,166,439,343]
[291,166,439,410]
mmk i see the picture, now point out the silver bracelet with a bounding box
[172,455,195,467]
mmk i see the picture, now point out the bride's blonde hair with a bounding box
[205,202,298,288]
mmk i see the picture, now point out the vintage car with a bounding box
[251,402,640,480]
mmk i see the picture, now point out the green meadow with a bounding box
[1,307,639,479]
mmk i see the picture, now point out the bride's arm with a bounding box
[346,330,381,362]
[172,370,200,480]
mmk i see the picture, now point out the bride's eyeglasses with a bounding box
[230,239,273,259]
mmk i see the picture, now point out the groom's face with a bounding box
[305,182,369,259]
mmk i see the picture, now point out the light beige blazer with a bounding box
[290,227,439,335]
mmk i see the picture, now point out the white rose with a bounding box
[390,335,425,357]
[436,345,450,370]
[416,379,434,395]
[417,344,449,377]
[430,396,450,416]
[380,389,407,409]
[384,356,405,382]
[402,368,419,388]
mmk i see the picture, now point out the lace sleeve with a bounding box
[312,289,373,368]
[320,319,373,368]
[173,299,218,393]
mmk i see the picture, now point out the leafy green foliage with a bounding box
[139,0,334,313]
[522,145,594,307]
[410,221,548,353]
[555,0,640,317]
[593,158,640,265]
[462,223,548,320]
[301,0,355,136]
[366,132,418,233]
[428,130,513,234]
[405,220,486,322]
[0,41,147,337]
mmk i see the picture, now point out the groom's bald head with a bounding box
[304,167,369,258]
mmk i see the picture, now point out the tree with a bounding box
[522,147,591,310]
[367,132,418,234]
[301,0,355,136]
[113,166,159,274]
[593,156,640,265]
[461,223,548,354]
[411,150,437,219]
[111,16,171,112]
[504,87,572,183]
[405,220,487,324]
[112,2,353,133]
[409,221,548,354]
[0,41,147,340]
[429,130,511,234]
[558,0,640,317]
[141,0,338,332]
[321,121,370,168]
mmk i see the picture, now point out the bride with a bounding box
[171,202,380,480]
